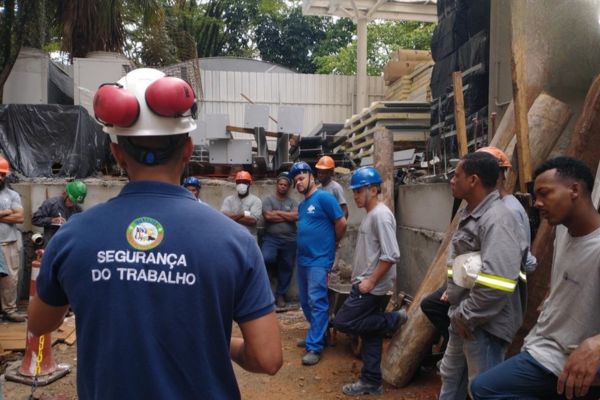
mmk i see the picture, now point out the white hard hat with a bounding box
[93,68,197,137]
[452,251,482,289]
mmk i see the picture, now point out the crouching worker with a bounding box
[27,68,282,400]
[32,180,87,246]
[333,166,407,396]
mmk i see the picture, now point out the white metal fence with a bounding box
[199,70,385,135]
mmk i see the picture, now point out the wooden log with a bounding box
[392,49,432,63]
[382,215,460,387]
[384,61,423,84]
[511,43,533,192]
[504,93,572,191]
[566,74,600,175]
[452,72,468,157]
[373,128,394,212]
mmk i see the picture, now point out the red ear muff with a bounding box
[145,77,196,118]
[93,83,140,127]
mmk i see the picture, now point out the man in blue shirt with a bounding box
[27,68,282,400]
[289,161,347,366]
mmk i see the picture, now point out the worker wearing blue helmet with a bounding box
[182,176,203,203]
[333,166,406,396]
[290,161,347,366]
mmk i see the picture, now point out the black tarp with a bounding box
[430,51,458,98]
[458,31,489,72]
[431,7,469,62]
[0,104,112,178]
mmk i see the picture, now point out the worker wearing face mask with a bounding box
[221,171,263,238]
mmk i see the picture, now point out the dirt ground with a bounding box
[3,309,441,399]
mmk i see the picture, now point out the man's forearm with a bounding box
[0,209,24,224]
[334,217,347,242]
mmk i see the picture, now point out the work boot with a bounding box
[296,339,306,348]
[4,312,26,323]
[342,380,384,396]
[386,309,408,337]
[275,296,286,308]
[302,350,320,366]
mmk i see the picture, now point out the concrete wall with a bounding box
[3,48,48,104]
[395,183,454,296]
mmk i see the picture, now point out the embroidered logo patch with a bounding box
[126,217,164,251]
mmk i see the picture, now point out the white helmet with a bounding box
[452,251,482,289]
[93,68,197,136]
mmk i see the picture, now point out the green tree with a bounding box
[0,0,41,104]
[255,6,355,73]
[314,20,434,76]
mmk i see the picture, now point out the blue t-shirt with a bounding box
[36,181,274,400]
[297,190,343,268]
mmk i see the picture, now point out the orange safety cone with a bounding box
[5,249,70,386]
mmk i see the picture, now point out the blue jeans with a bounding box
[297,266,329,353]
[332,284,400,385]
[471,351,568,399]
[439,327,508,400]
[261,234,296,298]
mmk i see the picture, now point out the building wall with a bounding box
[199,70,385,135]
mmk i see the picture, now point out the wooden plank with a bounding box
[511,38,533,192]
[0,323,27,351]
[349,113,430,136]
[64,331,77,346]
[452,72,468,157]
[374,128,395,212]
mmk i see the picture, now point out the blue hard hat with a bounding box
[288,161,313,180]
[183,176,201,188]
[349,166,382,189]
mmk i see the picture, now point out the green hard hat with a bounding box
[66,180,87,204]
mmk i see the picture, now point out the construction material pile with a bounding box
[334,101,430,166]
[383,49,433,103]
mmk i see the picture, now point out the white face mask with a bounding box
[236,183,249,195]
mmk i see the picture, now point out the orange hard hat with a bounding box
[476,147,512,169]
[0,158,9,174]
[315,156,335,170]
[235,171,252,182]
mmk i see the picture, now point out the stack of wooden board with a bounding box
[335,101,430,161]
[385,62,433,102]
[383,49,432,84]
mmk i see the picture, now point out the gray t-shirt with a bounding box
[320,180,347,206]
[352,202,400,295]
[221,193,262,236]
[523,226,600,376]
[0,187,22,243]
[262,195,298,241]
[502,194,537,273]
